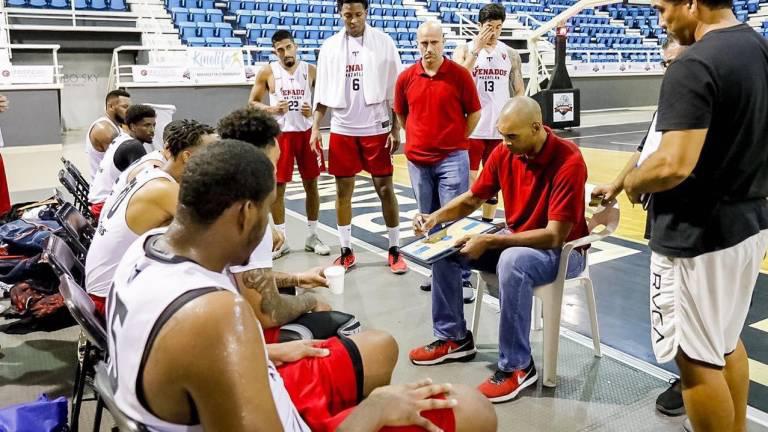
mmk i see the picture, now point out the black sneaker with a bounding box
[656,378,685,416]
[463,280,475,304]
[420,275,432,291]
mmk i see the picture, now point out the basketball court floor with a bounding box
[1,109,767,431]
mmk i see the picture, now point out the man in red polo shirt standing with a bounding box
[394,21,482,303]
[408,96,590,403]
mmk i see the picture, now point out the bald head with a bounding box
[417,20,445,67]
[497,96,547,155]
[500,96,543,125]
[417,20,443,39]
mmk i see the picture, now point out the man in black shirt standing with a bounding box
[625,0,768,430]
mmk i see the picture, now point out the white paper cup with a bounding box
[325,265,346,295]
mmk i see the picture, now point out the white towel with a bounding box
[314,26,402,110]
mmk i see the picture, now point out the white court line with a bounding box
[610,141,642,146]
[569,130,647,140]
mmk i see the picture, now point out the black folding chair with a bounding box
[58,169,91,218]
[54,203,94,261]
[40,235,85,287]
[93,362,149,432]
[59,274,107,432]
[61,157,91,197]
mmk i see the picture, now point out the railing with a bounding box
[0,43,63,85]
[4,6,141,30]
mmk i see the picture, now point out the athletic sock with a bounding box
[387,226,400,249]
[275,223,286,238]
[338,224,352,249]
[308,220,318,236]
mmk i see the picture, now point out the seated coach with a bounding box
[409,96,590,403]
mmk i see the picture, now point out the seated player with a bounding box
[409,97,590,403]
[88,104,157,220]
[85,119,217,316]
[107,119,188,195]
[106,139,498,432]
[218,108,336,343]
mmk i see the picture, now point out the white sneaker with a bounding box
[305,234,330,256]
[272,243,290,260]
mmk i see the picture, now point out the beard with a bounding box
[114,113,125,125]
[283,57,296,67]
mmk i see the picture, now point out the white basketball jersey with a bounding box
[270,61,313,132]
[108,150,167,206]
[468,42,513,140]
[330,35,390,137]
[85,168,175,298]
[85,116,121,179]
[88,132,133,204]
[106,229,310,432]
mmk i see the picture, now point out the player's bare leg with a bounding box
[303,178,329,255]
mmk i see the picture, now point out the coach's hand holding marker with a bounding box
[413,213,437,238]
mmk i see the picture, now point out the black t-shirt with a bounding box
[651,24,768,257]
[113,139,148,172]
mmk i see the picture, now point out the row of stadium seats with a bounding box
[179,21,233,38]
[5,0,125,9]
[171,7,223,23]
[233,11,421,29]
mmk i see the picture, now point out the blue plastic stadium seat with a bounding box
[282,16,295,26]
[216,22,233,38]
[188,7,206,21]
[89,0,107,9]
[50,0,69,7]
[198,0,213,7]
[29,0,47,6]
[206,37,225,47]
[197,21,215,37]
[237,11,252,27]
[179,22,198,38]
[255,1,268,10]
[74,0,87,7]
[7,0,28,5]
[187,37,206,46]
[207,9,223,22]
[109,0,125,10]
[224,37,243,47]
[293,29,306,39]
[268,0,280,11]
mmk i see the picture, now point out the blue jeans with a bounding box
[431,239,586,372]
[407,150,471,281]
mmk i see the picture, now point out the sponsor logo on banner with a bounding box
[0,66,11,85]
[131,65,187,83]
[553,92,575,122]
[10,66,55,84]
[187,48,246,84]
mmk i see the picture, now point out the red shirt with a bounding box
[394,58,481,165]
[471,128,589,243]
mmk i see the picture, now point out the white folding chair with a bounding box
[470,185,620,387]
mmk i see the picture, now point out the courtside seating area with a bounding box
[4,0,126,10]
[167,0,426,63]
[161,0,768,63]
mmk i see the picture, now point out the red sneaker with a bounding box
[388,247,408,274]
[409,332,476,366]
[477,360,538,403]
[333,247,356,271]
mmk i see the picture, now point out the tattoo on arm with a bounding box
[272,271,299,288]
[509,48,524,96]
[240,269,317,326]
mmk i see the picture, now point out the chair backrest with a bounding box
[583,184,620,238]
[54,202,94,257]
[40,235,85,286]
[57,170,91,216]
[93,362,149,432]
[59,274,107,349]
